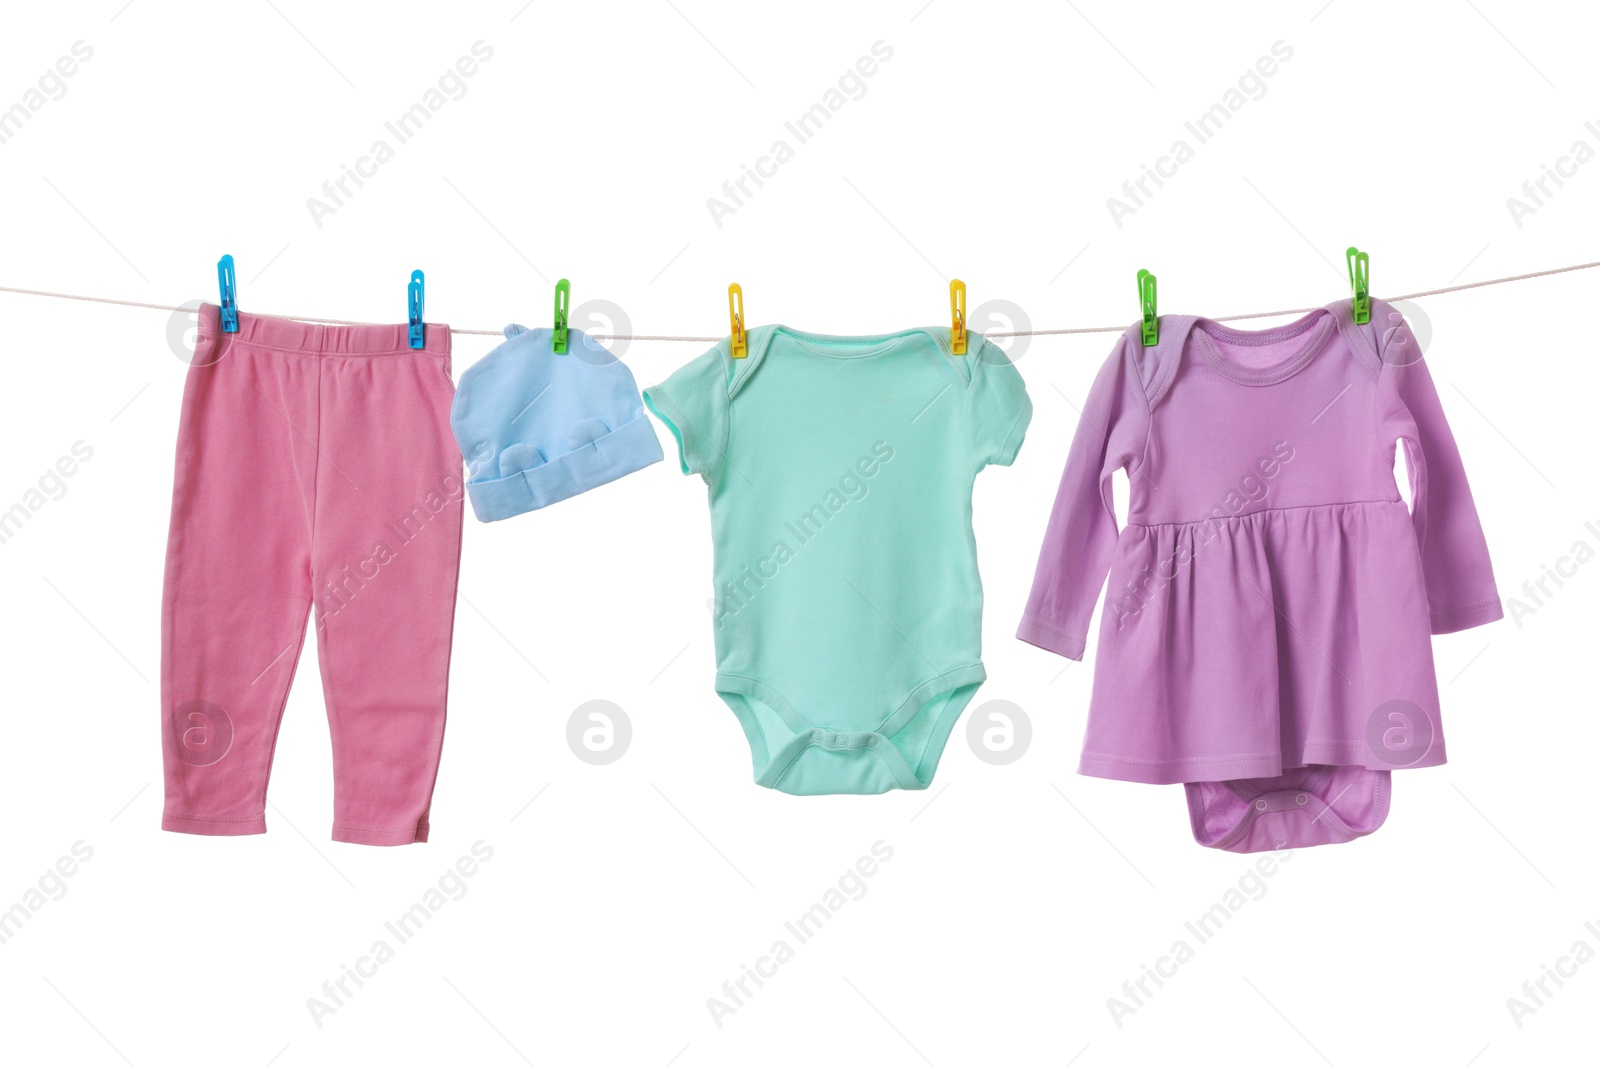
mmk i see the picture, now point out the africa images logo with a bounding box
[171,699,233,767]
[1364,699,1435,768]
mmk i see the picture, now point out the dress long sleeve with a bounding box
[1374,306,1503,633]
[1016,333,1152,659]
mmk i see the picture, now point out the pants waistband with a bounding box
[198,302,451,358]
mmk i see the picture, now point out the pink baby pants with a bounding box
[161,304,463,845]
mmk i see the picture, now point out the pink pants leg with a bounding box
[161,304,463,845]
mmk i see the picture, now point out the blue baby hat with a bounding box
[450,326,663,521]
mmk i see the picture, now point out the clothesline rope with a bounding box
[2,258,1597,341]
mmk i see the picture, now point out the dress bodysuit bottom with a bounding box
[1186,767,1390,852]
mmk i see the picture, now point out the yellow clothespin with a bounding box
[728,282,747,358]
[949,278,967,355]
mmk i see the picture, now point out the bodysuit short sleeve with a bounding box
[642,345,732,482]
[968,339,1033,467]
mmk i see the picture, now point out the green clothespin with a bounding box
[1137,269,1158,346]
[552,278,571,354]
[1346,247,1370,325]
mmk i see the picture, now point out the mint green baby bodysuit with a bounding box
[644,325,1031,795]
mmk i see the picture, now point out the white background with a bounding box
[1,1,1596,1064]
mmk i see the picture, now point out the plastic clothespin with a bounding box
[728,282,747,358]
[407,270,426,349]
[217,254,239,333]
[552,278,571,354]
[1137,269,1158,347]
[1346,247,1370,325]
[949,279,967,355]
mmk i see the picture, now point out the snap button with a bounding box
[1296,793,1308,805]
[836,734,849,746]
[1255,799,1268,811]
[865,735,878,747]
[811,730,823,743]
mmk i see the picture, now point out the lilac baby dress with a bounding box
[1018,298,1502,852]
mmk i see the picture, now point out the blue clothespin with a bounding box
[407,270,425,349]
[217,254,239,333]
